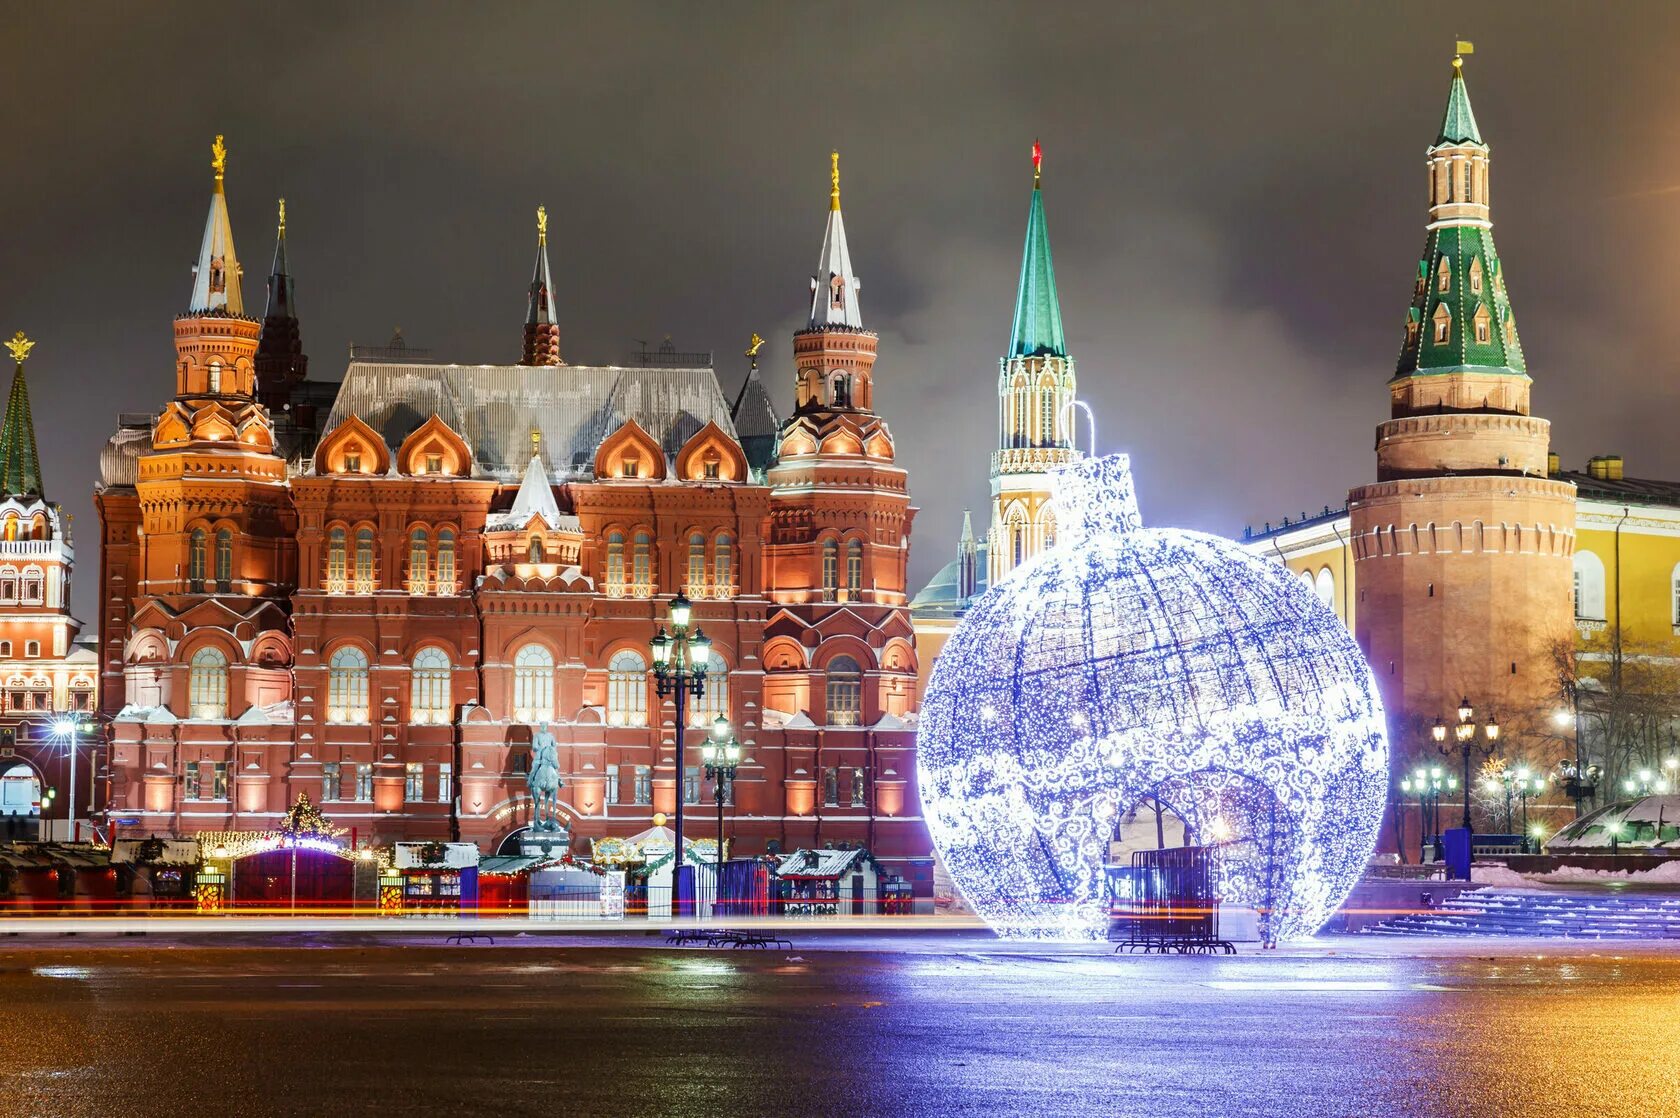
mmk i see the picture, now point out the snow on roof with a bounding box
[775,847,869,879]
[324,361,740,481]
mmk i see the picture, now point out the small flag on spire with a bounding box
[1455,40,1474,56]
[1032,139,1043,185]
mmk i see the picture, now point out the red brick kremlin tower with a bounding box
[1348,56,1576,751]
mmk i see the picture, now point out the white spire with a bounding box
[508,451,561,529]
[807,151,862,329]
[188,135,243,314]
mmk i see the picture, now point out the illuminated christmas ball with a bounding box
[918,454,1388,941]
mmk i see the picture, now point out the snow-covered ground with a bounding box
[1472,860,1680,887]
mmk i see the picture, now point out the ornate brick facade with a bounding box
[97,143,929,876]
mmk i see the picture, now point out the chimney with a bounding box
[1547,451,1559,476]
[1587,455,1625,481]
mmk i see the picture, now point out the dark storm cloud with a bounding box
[4,1,1680,623]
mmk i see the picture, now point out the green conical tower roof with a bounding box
[1437,59,1484,146]
[0,334,43,498]
[1008,160,1066,359]
[1395,61,1523,380]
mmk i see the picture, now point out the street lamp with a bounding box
[699,715,742,910]
[1439,697,1498,833]
[1400,765,1454,862]
[50,717,80,843]
[649,593,710,916]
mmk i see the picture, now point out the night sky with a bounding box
[6,3,1680,625]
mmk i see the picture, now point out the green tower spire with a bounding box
[1437,57,1483,145]
[1008,144,1066,359]
[1394,57,1524,382]
[0,333,43,498]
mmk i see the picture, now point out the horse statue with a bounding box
[527,722,565,832]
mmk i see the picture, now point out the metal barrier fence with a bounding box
[1108,845,1235,954]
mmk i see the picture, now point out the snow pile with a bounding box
[1537,861,1680,885]
[1470,864,1530,887]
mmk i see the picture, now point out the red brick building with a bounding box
[97,141,929,881]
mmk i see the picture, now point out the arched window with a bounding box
[714,534,733,597]
[436,528,456,593]
[821,539,839,601]
[1042,512,1057,551]
[354,528,376,591]
[632,532,652,595]
[528,536,545,564]
[410,647,452,724]
[692,654,729,726]
[0,568,15,602]
[1040,389,1055,446]
[207,359,222,393]
[846,538,863,598]
[606,532,626,596]
[687,533,706,595]
[327,646,370,723]
[1009,511,1026,568]
[512,643,554,722]
[607,650,647,726]
[1573,550,1606,622]
[831,372,850,408]
[326,527,348,592]
[1314,567,1336,610]
[1432,303,1451,345]
[188,646,229,720]
[188,528,207,591]
[1,517,15,542]
[20,570,41,604]
[409,528,429,593]
[825,655,862,727]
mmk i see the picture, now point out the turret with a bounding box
[256,198,308,405]
[521,205,563,366]
[989,142,1079,585]
[173,135,261,403]
[0,333,43,499]
[1380,53,1538,480]
[793,153,877,414]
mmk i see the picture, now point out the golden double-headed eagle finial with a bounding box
[211,134,228,184]
[5,332,34,365]
[537,204,548,245]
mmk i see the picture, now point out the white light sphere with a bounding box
[917,454,1388,941]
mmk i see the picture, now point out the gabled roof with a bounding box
[775,848,869,878]
[323,361,739,481]
[494,453,564,530]
[730,362,781,472]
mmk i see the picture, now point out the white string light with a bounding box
[918,454,1389,941]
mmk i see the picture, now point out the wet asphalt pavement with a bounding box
[0,930,1676,1118]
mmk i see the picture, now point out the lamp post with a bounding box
[1400,765,1455,862]
[649,593,710,917]
[50,717,81,843]
[1437,697,1498,833]
[699,715,741,913]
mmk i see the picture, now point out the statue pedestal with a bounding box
[515,827,571,858]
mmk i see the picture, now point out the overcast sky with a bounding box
[6,2,1680,624]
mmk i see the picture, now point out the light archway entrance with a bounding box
[0,761,41,841]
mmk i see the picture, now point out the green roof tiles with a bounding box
[1394,225,1525,379]
[1437,64,1484,147]
[1008,187,1066,359]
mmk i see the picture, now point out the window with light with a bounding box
[607,650,647,726]
[327,646,370,723]
[513,643,554,722]
[410,647,452,724]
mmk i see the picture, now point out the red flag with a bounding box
[1032,139,1042,180]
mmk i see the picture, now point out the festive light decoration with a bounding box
[918,453,1389,941]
